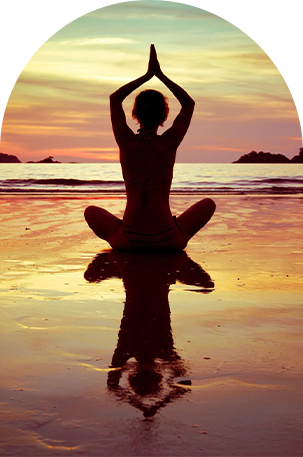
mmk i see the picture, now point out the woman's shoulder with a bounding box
[120,132,176,155]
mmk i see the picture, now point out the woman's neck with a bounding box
[140,125,159,134]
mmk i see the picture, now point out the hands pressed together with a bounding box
[110,43,192,109]
[146,44,163,79]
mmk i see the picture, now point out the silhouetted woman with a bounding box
[85,45,215,250]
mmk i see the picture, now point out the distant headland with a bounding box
[0,154,74,163]
[0,153,21,163]
[233,148,303,163]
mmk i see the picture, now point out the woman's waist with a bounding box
[125,181,171,199]
[121,220,177,244]
[122,208,174,232]
[124,191,171,213]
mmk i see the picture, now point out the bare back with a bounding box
[120,132,177,232]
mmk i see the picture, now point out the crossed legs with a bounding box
[84,206,120,241]
[84,198,216,249]
[175,198,216,242]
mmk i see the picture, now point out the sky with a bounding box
[0,0,302,163]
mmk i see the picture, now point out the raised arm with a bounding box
[151,45,195,145]
[110,47,155,147]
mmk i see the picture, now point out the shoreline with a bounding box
[1,192,303,197]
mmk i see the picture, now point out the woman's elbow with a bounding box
[109,92,122,107]
[183,97,195,109]
[189,97,195,107]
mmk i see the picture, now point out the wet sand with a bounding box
[1,194,303,456]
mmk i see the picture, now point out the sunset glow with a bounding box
[1,1,301,163]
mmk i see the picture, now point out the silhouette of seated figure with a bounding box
[84,45,216,251]
[84,250,214,418]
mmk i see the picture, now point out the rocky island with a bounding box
[0,154,62,163]
[233,148,303,163]
[27,156,61,163]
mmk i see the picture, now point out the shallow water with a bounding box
[1,163,303,194]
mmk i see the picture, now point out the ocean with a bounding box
[0,163,302,195]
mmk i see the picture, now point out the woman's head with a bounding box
[132,89,169,129]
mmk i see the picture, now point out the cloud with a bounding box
[15,74,112,106]
[193,145,245,152]
[287,136,302,142]
[59,37,136,47]
[239,50,303,67]
[1,76,118,162]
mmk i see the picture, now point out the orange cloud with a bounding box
[193,145,245,152]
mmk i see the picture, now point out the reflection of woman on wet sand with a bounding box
[85,45,216,250]
[84,250,214,418]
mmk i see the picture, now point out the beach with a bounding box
[1,194,303,456]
